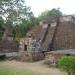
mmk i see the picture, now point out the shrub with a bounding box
[0,55,6,61]
[58,56,75,75]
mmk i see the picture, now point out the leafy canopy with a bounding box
[58,56,75,75]
[38,8,62,21]
[0,0,33,25]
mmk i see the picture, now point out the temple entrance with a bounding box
[24,44,27,51]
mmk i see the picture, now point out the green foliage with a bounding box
[0,17,4,38]
[13,19,31,42]
[0,17,4,29]
[58,56,75,75]
[38,8,62,21]
[13,16,39,42]
[0,0,33,25]
[0,0,38,40]
[48,8,62,17]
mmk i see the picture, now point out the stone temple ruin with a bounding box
[19,15,75,61]
[0,24,19,58]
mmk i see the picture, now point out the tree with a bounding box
[15,19,30,37]
[48,8,62,17]
[58,56,75,75]
[0,17,4,39]
[0,0,37,41]
[0,0,33,25]
[0,17,4,29]
[38,8,62,21]
[12,13,39,42]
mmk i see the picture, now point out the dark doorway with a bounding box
[24,44,27,51]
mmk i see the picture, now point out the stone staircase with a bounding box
[38,25,49,42]
[42,26,56,51]
[41,17,60,51]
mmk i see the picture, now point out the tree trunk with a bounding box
[72,71,75,75]
[67,71,71,75]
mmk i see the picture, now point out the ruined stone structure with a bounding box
[0,25,19,54]
[39,15,75,50]
[19,15,75,61]
[19,33,44,61]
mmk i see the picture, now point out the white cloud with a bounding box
[26,0,75,16]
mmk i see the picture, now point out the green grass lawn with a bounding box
[0,61,66,75]
[0,67,38,75]
[0,62,39,75]
[0,68,37,75]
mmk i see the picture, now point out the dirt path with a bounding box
[0,61,67,75]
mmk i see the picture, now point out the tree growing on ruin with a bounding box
[38,8,62,21]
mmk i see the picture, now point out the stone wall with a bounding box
[44,52,64,66]
[60,15,73,22]
[53,21,75,50]
[45,50,75,65]
[19,51,44,61]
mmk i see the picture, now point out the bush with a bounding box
[0,55,6,61]
[58,56,75,75]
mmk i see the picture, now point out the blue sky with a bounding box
[26,0,75,17]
